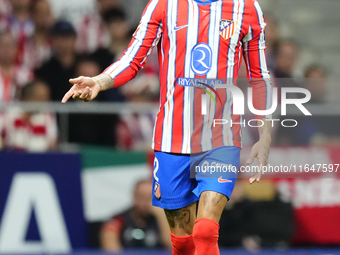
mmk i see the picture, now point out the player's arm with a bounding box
[242,0,272,184]
[61,0,163,103]
[100,218,124,252]
[246,119,271,183]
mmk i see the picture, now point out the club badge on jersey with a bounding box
[154,182,161,199]
[219,19,235,40]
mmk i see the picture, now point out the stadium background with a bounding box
[0,0,340,254]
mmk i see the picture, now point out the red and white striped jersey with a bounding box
[76,13,109,54]
[0,66,33,102]
[0,15,35,65]
[104,0,272,154]
[20,37,52,69]
[0,108,57,152]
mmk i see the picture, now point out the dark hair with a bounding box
[30,0,46,13]
[21,80,48,100]
[103,7,127,24]
[76,56,101,70]
[274,38,299,56]
[51,20,77,36]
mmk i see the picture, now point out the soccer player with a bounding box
[62,0,272,254]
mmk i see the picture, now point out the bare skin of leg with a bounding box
[197,191,228,223]
[164,191,227,236]
[164,202,197,236]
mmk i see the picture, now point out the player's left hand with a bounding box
[246,136,270,184]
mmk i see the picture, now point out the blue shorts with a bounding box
[152,146,240,210]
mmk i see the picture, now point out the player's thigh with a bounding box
[164,202,197,236]
[197,191,227,223]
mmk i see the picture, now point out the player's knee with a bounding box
[192,218,219,243]
[170,227,193,236]
[164,206,195,235]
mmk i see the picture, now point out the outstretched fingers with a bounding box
[69,76,84,85]
[61,88,75,103]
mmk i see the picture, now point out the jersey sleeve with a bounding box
[101,216,124,234]
[103,0,163,88]
[242,0,272,119]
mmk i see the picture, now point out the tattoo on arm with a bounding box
[93,74,115,91]
[164,208,191,229]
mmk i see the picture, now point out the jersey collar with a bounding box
[193,0,220,5]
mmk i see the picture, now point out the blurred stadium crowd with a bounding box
[0,0,339,253]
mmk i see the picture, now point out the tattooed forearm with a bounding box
[92,74,115,91]
[164,208,191,229]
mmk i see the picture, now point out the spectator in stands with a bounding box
[35,20,80,101]
[0,0,34,64]
[273,40,301,99]
[245,180,295,250]
[20,0,53,69]
[274,40,298,80]
[303,64,327,103]
[116,111,156,151]
[219,180,255,250]
[101,180,171,252]
[67,57,119,146]
[0,29,33,102]
[276,64,340,145]
[91,7,130,102]
[97,7,159,150]
[115,57,159,151]
[0,80,57,152]
[264,15,279,72]
[219,179,295,251]
[75,58,101,79]
[76,0,121,54]
[91,8,130,72]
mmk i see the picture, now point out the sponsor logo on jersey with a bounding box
[177,77,223,106]
[219,19,235,40]
[191,43,212,75]
[174,24,188,31]
[218,176,233,183]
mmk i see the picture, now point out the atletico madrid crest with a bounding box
[219,19,235,40]
[154,182,161,199]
